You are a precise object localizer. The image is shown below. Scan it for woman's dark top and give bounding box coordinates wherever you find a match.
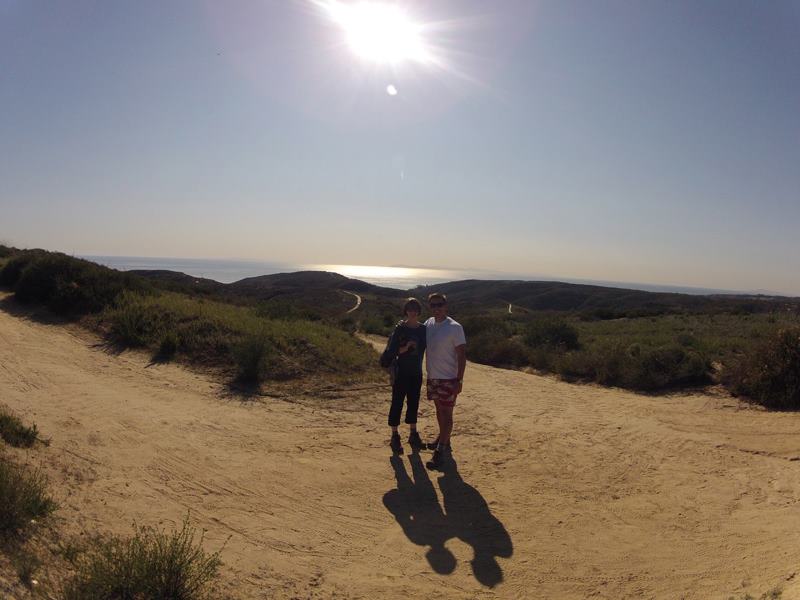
[384,322,426,376]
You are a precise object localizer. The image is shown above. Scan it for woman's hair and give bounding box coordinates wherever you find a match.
[403,297,422,315]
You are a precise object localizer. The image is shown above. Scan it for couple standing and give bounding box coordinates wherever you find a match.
[381,293,466,470]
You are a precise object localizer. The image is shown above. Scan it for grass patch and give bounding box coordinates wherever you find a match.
[11,546,42,588]
[61,518,223,600]
[0,408,39,448]
[100,291,378,383]
[0,456,57,539]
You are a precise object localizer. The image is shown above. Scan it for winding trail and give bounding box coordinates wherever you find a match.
[3,296,800,599]
[343,290,362,313]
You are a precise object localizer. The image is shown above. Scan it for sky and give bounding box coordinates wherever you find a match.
[1,0,799,294]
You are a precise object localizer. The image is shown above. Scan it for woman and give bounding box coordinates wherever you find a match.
[381,297,426,453]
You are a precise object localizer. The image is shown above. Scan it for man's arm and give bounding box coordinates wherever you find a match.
[455,344,466,395]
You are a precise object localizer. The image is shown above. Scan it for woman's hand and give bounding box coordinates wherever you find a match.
[399,340,416,354]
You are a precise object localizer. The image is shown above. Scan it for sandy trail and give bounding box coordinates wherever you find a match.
[342,291,362,314]
[3,297,800,599]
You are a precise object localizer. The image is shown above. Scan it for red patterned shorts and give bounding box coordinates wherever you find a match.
[426,378,459,407]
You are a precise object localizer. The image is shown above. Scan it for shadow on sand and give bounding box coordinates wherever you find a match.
[383,452,513,588]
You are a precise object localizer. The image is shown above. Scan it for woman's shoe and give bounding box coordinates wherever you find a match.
[408,431,424,449]
[390,433,404,454]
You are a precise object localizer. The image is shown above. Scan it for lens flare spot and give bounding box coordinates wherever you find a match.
[386,84,398,95]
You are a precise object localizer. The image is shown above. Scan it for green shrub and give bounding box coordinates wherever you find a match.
[0,457,57,538]
[108,299,165,347]
[556,343,625,384]
[61,518,223,600]
[725,328,800,409]
[624,345,708,390]
[557,343,709,391]
[467,331,530,367]
[459,315,513,338]
[362,315,394,336]
[232,334,277,383]
[158,332,180,359]
[0,244,15,259]
[0,251,45,288]
[0,409,39,448]
[12,252,150,315]
[524,317,579,350]
[256,299,321,321]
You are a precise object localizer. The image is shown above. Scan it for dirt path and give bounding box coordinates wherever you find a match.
[343,290,362,314]
[3,298,800,599]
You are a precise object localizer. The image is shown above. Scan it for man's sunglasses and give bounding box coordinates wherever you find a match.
[429,302,445,308]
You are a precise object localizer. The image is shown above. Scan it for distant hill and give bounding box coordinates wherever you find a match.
[129,270,225,294]
[229,271,402,296]
[129,268,799,319]
[412,279,798,317]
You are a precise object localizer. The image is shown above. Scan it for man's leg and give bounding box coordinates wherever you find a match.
[438,404,454,447]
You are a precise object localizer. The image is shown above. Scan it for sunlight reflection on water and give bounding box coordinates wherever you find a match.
[86,256,469,289]
[308,264,466,289]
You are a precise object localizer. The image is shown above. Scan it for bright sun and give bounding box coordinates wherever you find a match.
[319,1,432,64]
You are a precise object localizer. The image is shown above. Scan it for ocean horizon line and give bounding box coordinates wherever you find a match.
[79,254,793,298]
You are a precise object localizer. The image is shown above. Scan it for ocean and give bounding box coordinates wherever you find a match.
[83,256,749,296]
[84,256,474,290]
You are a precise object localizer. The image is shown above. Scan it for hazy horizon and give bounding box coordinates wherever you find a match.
[74,253,795,297]
[2,1,798,294]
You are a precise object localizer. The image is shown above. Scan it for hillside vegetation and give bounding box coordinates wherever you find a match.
[0,249,379,386]
[2,245,800,407]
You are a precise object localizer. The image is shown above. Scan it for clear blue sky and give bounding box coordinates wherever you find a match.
[2,1,798,293]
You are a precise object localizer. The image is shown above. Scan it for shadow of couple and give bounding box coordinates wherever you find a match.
[382,452,513,588]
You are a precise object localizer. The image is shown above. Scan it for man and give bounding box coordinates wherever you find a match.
[424,292,466,470]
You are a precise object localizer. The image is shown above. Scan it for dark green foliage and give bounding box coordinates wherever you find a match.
[109,299,163,347]
[459,315,514,338]
[578,308,625,321]
[0,457,57,538]
[255,299,322,321]
[158,332,180,359]
[467,331,530,367]
[362,315,394,336]
[0,409,39,448]
[0,244,15,258]
[556,343,710,391]
[524,317,579,350]
[725,328,800,409]
[0,251,46,287]
[61,518,223,600]
[232,334,277,382]
[9,251,151,315]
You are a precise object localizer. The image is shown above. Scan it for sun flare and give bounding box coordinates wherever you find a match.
[317,1,433,65]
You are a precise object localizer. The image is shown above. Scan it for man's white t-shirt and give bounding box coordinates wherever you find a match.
[425,316,466,380]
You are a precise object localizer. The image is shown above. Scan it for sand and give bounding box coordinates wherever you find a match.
[3,294,800,599]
